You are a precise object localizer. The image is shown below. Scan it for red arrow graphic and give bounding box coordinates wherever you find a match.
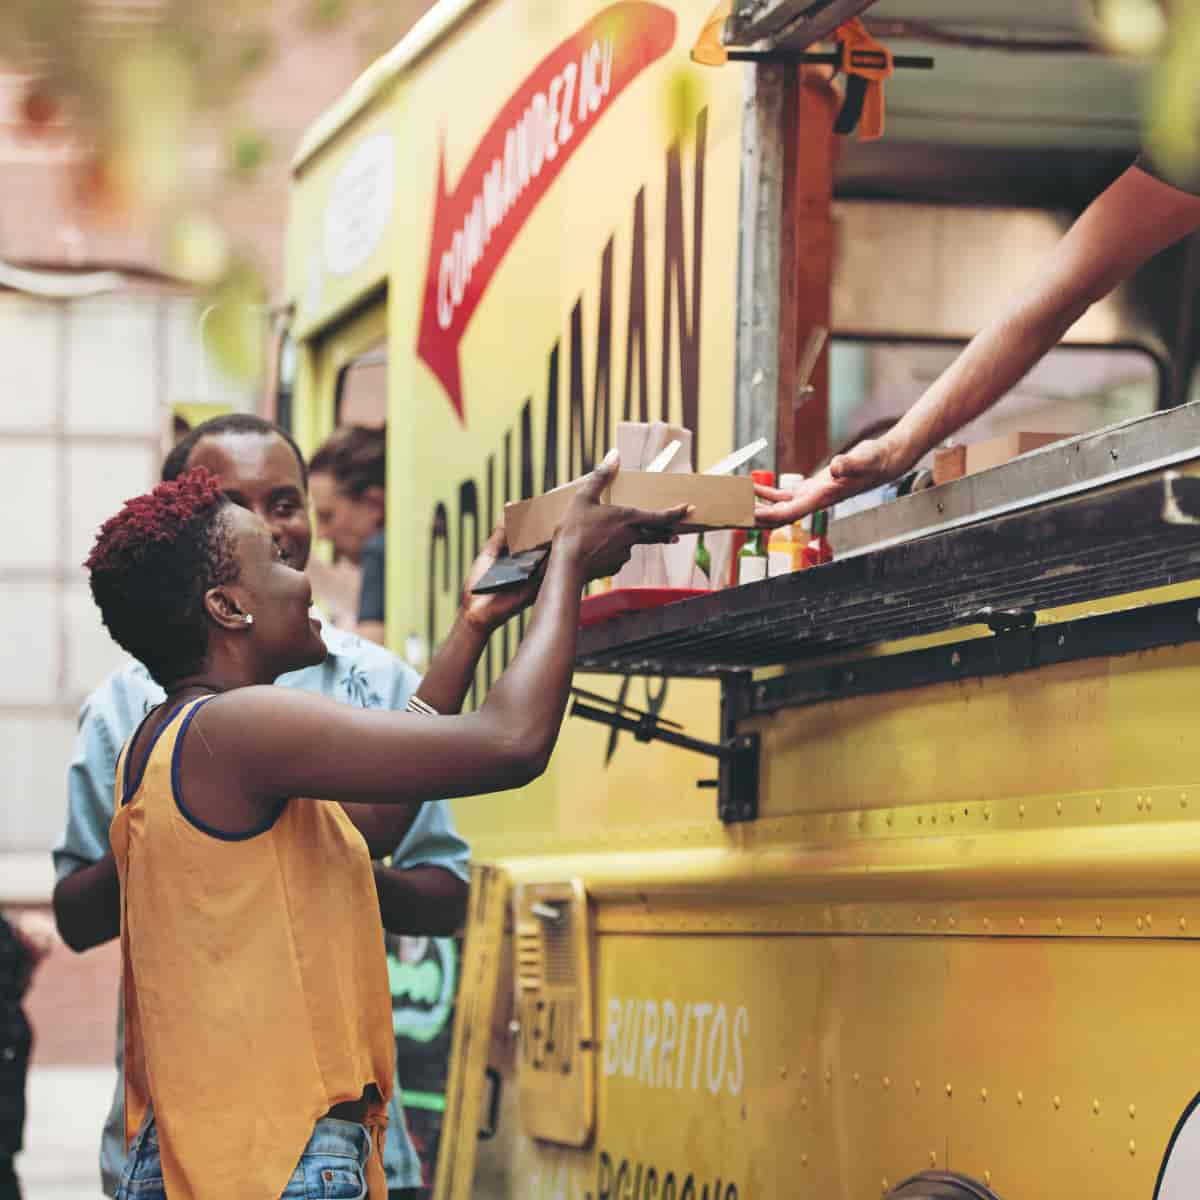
[417,2,677,423]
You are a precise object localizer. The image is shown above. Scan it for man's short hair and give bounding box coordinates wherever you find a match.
[162,414,309,491]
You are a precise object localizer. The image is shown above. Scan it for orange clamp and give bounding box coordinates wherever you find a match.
[692,0,732,67]
[832,18,894,141]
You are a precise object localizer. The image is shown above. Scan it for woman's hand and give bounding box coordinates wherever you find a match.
[557,450,689,579]
[460,524,544,632]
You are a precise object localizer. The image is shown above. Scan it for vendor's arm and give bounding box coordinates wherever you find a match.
[756,165,1200,526]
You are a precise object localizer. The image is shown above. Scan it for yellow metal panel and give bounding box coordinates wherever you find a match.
[509,930,1194,1198]
[435,864,510,1200]
[753,638,1200,821]
[480,635,1200,1194]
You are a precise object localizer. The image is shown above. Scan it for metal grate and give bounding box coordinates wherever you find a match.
[541,918,575,988]
[576,472,1200,677]
[513,882,595,1146]
[515,925,541,992]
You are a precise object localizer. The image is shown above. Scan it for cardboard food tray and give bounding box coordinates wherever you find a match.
[504,471,755,554]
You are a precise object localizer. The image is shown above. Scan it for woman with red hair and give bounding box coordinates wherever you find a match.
[84,453,683,1200]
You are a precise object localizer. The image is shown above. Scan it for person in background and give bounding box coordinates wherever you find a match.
[309,426,389,644]
[52,414,470,1200]
[754,158,1200,526]
[82,454,679,1198]
[0,911,54,1200]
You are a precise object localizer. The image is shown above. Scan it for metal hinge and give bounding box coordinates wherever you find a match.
[569,684,760,824]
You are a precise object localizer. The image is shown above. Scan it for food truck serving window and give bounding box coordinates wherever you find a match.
[829,335,1164,468]
[335,343,388,428]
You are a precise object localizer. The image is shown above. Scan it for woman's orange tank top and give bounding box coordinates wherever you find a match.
[110,696,395,1199]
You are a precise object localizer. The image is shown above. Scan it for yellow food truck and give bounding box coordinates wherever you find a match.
[280,1,1200,1195]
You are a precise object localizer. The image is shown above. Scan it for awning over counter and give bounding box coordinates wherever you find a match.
[727,0,877,51]
[719,0,1146,208]
[728,0,1102,53]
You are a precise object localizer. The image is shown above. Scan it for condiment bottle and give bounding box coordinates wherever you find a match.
[802,508,833,567]
[692,531,711,589]
[768,472,806,577]
[738,470,774,584]
[727,530,746,587]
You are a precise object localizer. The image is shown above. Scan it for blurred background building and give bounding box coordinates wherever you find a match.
[0,4,431,1193]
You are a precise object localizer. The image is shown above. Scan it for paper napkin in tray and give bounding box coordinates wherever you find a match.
[614,421,693,590]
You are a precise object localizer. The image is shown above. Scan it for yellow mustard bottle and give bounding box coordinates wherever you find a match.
[768,473,806,577]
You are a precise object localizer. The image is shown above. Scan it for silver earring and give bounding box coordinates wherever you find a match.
[242,614,254,626]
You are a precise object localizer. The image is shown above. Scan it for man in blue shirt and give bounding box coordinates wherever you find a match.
[53,413,468,1199]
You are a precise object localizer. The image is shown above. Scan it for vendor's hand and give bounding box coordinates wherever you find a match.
[755,435,903,528]
[558,449,689,580]
[461,524,544,632]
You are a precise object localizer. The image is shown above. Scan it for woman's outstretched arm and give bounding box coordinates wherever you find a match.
[188,455,688,815]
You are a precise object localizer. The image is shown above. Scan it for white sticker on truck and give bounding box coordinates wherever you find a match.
[1156,1093,1200,1198]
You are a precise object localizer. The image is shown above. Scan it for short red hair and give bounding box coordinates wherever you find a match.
[86,468,239,686]
[85,468,225,575]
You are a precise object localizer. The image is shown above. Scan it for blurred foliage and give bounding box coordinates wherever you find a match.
[307,0,350,28]
[1085,1,1200,190]
[0,0,436,382]
[1144,3,1200,190]
[230,127,271,178]
[0,0,289,381]
[0,0,279,191]
[166,213,232,287]
[1091,0,1167,57]
[204,258,268,383]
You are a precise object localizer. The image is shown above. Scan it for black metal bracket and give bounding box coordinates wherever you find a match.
[569,675,760,824]
[738,596,1200,719]
[970,606,1037,635]
[478,1066,501,1140]
[726,46,933,140]
[726,48,934,69]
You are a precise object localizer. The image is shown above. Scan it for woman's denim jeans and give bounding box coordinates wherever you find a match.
[116,1114,370,1199]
